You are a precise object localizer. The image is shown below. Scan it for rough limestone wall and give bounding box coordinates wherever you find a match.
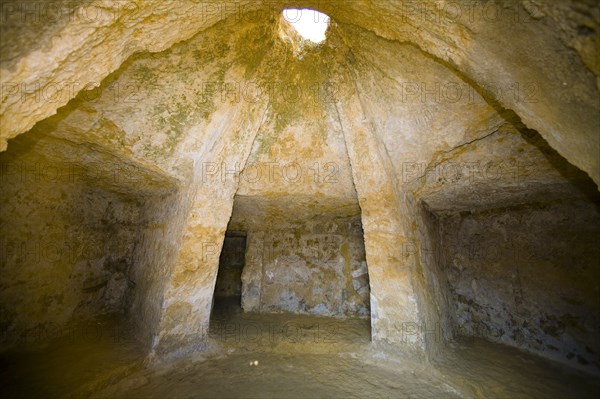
[0,0,254,148]
[411,202,455,345]
[125,190,190,347]
[150,16,277,358]
[331,22,504,358]
[229,19,368,318]
[151,100,269,360]
[339,23,503,188]
[0,132,141,349]
[396,116,600,359]
[326,0,600,185]
[324,30,426,355]
[241,217,369,318]
[323,24,463,357]
[9,14,278,357]
[440,200,600,373]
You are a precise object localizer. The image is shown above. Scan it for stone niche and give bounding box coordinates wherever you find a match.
[440,199,600,369]
[0,127,176,349]
[227,196,370,320]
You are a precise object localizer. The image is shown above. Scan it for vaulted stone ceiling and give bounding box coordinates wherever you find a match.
[1,0,598,361]
[1,0,598,185]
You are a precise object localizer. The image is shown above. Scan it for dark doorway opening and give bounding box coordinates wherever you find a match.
[212,231,246,313]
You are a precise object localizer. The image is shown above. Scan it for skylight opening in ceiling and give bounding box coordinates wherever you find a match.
[282,8,329,43]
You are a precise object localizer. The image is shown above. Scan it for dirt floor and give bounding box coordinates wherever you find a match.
[1,299,598,398]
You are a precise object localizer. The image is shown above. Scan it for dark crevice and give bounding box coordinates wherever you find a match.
[442,130,500,154]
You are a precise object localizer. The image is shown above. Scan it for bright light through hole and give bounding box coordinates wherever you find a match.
[283,9,329,43]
